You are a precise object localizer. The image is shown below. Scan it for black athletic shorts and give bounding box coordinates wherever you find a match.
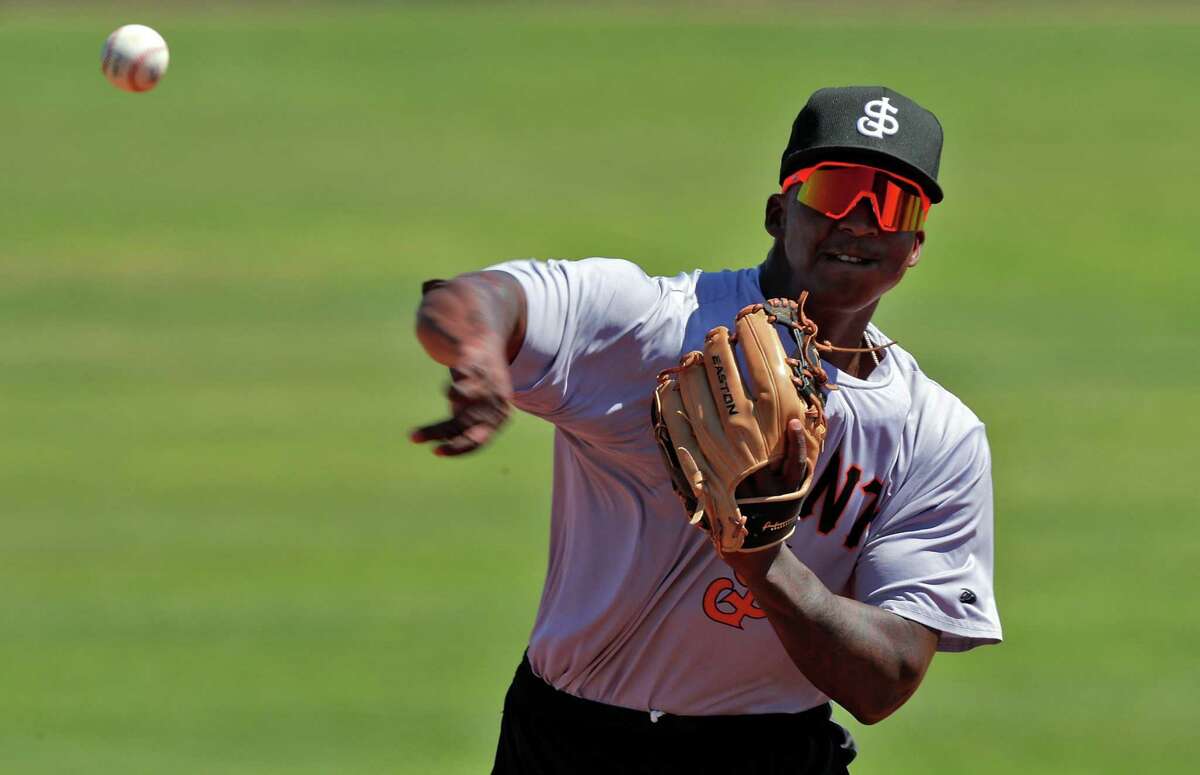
[491,654,857,775]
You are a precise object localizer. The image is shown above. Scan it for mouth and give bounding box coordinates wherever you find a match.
[820,251,877,267]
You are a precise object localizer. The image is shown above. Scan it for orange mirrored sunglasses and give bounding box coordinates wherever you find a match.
[781,162,931,232]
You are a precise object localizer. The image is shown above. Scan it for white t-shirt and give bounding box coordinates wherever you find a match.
[490,257,1002,716]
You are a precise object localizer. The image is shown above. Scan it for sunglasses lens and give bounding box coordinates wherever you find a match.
[796,165,927,231]
[878,179,925,231]
[796,166,875,217]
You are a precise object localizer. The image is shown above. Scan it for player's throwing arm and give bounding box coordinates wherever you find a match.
[411,273,527,457]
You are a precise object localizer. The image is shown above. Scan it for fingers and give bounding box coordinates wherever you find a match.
[411,375,511,456]
[446,380,509,416]
[737,419,807,499]
[740,461,786,500]
[433,423,497,457]
[410,417,498,456]
[413,341,514,456]
[781,418,808,486]
[767,418,803,473]
[410,418,463,444]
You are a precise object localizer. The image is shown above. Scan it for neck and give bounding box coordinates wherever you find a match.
[758,243,880,373]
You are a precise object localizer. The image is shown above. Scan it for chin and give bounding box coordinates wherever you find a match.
[799,274,879,312]
[812,291,877,315]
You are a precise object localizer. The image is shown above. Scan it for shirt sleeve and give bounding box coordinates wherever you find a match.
[852,422,1003,652]
[486,257,678,428]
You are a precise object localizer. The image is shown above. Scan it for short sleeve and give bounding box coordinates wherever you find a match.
[852,423,1003,652]
[486,257,680,427]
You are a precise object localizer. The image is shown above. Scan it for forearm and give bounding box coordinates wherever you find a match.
[415,272,524,367]
[727,547,937,724]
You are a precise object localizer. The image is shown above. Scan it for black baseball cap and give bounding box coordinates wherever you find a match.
[780,86,945,203]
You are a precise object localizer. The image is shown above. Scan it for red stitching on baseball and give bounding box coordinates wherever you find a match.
[127,45,166,92]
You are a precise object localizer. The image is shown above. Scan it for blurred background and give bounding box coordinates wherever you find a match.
[2,1,1197,773]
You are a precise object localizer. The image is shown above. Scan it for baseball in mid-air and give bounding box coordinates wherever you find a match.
[101,24,170,93]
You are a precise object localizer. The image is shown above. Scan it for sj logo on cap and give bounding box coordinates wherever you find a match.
[856,97,899,139]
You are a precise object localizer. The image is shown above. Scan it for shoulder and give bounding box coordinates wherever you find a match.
[885,343,984,428]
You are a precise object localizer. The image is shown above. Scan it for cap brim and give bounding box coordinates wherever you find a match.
[780,145,944,204]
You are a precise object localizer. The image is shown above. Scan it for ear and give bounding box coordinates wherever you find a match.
[764,193,786,239]
[905,231,924,268]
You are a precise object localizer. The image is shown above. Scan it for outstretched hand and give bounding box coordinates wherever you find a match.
[410,340,513,457]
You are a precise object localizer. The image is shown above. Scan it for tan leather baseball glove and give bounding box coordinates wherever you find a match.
[651,295,830,554]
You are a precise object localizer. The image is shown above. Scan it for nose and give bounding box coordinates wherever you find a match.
[836,197,880,238]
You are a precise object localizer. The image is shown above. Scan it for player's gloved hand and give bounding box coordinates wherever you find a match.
[738,418,809,498]
[410,336,513,457]
[722,418,808,573]
[652,297,830,554]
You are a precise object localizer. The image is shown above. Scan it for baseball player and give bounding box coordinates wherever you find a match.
[413,86,1002,774]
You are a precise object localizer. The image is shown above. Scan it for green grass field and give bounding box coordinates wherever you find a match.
[2,2,1198,772]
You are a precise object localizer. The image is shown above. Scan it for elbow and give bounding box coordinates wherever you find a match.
[844,688,910,726]
[414,309,453,366]
[842,659,926,726]
[414,280,455,330]
[414,302,440,341]
[414,284,466,367]
[848,702,897,726]
[817,612,938,726]
[414,273,523,366]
